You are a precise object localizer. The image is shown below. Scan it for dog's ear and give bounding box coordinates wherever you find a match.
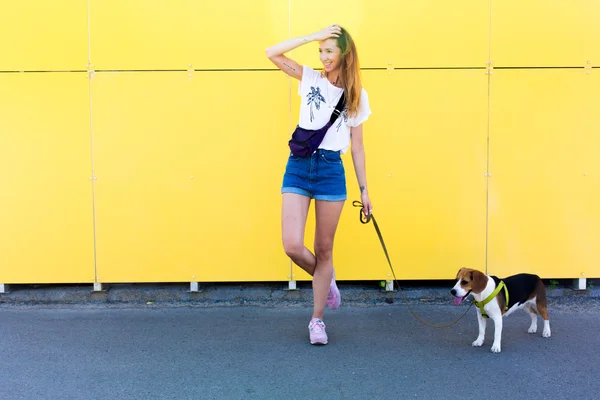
[470,270,488,294]
[455,267,467,280]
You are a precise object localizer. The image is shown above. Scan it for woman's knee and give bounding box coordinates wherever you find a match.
[314,242,333,261]
[283,239,304,259]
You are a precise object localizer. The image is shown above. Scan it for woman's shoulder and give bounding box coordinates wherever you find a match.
[346,86,372,127]
[301,65,323,82]
[359,87,370,106]
[299,66,327,96]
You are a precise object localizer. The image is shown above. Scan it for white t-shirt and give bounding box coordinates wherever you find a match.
[297,65,371,154]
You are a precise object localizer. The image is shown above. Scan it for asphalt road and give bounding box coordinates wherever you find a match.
[1,303,598,400]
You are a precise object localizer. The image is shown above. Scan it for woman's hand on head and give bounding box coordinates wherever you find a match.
[313,25,342,41]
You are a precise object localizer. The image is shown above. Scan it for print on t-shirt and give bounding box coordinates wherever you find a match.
[297,65,371,154]
[306,86,326,122]
[336,109,348,131]
[306,84,348,130]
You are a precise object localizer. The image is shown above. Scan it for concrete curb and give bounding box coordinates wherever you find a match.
[1,281,599,309]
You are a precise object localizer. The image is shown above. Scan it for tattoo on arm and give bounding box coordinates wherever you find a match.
[283,62,296,71]
[360,186,365,193]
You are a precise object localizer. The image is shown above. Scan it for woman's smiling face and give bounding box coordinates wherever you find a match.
[319,38,342,74]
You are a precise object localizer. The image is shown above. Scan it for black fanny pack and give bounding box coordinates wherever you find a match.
[288,92,345,157]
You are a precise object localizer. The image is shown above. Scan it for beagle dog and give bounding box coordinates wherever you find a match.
[451,268,551,353]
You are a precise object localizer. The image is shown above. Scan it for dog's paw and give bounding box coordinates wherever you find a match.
[472,338,484,347]
[528,326,537,334]
[490,343,501,353]
[543,329,551,338]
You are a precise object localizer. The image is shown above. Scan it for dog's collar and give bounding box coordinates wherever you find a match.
[473,281,509,318]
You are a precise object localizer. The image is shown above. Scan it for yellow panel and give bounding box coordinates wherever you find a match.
[488,70,600,279]
[92,71,291,283]
[292,69,488,281]
[290,0,489,69]
[0,1,88,71]
[0,73,94,283]
[90,0,288,70]
[492,0,600,67]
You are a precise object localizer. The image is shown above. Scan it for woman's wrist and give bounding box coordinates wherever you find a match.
[266,33,316,58]
[301,33,316,44]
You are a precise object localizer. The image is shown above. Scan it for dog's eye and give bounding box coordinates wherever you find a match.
[461,280,468,286]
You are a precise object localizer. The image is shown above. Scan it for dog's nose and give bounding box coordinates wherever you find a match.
[450,289,456,296]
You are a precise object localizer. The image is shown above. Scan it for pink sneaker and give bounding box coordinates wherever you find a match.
[327,271,341,310]
[308,318,328,345]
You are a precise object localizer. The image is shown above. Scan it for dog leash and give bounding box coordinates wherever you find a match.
[353,201,473,329]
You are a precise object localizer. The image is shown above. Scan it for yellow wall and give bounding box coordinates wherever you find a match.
[1,1,598,285]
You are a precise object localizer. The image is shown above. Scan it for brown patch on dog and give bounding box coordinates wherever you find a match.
[497,292,507,314]
[455,268,488,294]
[470,269,488,294]
[455,268,468,280]
[534,279,550,320]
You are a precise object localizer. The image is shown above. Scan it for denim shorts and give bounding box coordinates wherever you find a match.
[281,149,347,201]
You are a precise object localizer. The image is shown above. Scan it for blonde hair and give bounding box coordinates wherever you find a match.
[331,27,362,118]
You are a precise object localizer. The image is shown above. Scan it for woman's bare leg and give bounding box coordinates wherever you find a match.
[312,200,345,320]
[282,193,316,275]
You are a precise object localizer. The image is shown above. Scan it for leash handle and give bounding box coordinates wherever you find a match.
[352,201,473,329]
[353,200,371,224]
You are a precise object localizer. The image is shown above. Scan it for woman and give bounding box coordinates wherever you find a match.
[266,25,373,345]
